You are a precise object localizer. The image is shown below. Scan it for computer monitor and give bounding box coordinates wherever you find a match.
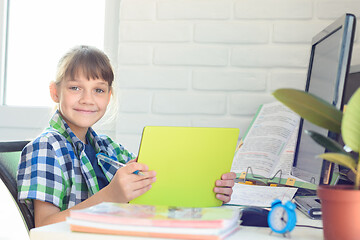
[291,13,356,185]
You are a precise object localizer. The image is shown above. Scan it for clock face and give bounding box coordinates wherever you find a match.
[269,206,289,232]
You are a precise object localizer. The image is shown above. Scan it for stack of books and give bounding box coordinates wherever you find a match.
[67,202,241,240]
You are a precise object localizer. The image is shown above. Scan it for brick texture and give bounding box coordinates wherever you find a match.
[115,0,360,153]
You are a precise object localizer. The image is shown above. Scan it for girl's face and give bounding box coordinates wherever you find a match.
[50,72,111,141]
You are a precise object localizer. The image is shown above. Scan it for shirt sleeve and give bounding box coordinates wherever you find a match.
[101,135,136,163]
[118,143,136,163]
[17,136,66,210]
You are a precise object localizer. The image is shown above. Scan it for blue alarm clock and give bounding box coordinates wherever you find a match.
[268,199,297,234]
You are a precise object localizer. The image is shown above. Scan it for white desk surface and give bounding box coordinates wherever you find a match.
[30,209,323,240]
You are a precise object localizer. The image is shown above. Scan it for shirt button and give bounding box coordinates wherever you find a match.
[77,142,84,152]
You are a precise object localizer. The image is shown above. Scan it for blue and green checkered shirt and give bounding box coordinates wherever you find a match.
[17,110,135,211]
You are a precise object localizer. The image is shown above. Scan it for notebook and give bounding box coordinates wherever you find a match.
[129,126,240,207]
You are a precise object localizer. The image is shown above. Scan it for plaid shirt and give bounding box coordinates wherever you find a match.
[17,110,135,211]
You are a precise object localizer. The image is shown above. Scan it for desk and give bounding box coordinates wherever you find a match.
[30,209,322,240]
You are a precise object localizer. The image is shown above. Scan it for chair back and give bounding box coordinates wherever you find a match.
[0,141,34,231]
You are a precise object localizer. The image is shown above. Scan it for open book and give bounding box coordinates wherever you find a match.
[231,102,317,190]
[67,202,241,240]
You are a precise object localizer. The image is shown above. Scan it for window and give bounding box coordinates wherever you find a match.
[1,0,106,107]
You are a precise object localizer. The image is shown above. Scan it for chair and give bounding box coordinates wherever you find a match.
[0,141,34,231]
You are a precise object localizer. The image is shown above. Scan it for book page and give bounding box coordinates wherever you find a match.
[226,184,298,207]
[271,126,298,176]
[231,102,300,178]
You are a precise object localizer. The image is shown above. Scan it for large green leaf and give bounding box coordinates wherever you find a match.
[341,88,360,153]
[305,130,350,155]
[318,153,357,173]
[273,89,342,133]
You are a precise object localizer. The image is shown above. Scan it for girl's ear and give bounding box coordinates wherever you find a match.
[107,88,112,104]
[49,82,59,103]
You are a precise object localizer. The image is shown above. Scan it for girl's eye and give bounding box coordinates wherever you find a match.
[95,88,105,93]
[69,86,79,91]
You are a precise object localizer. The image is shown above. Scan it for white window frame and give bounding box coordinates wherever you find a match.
[0,0,8,106]
[0,0,119,140]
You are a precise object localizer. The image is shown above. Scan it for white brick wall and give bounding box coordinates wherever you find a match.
[317,1,360,19]
[231,46,310,67]
[194,23,270,43]
[115,0,360,154]
[154,46,229,66]
[234,0,313,19]
[157,0,231,19]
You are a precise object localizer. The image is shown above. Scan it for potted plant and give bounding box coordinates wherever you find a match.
[273,87,360,240]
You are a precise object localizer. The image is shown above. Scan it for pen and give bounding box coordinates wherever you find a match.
[96,153,144,176]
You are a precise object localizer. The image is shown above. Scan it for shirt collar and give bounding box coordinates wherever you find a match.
[49,110,102,156]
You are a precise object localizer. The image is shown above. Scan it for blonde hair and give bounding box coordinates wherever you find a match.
[55,45,114,88]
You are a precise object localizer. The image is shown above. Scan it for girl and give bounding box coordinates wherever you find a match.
[17,45,236,227]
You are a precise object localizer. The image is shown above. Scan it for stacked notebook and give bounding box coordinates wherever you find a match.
[67,202,241,240]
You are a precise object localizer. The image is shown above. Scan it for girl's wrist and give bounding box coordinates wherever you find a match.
[100,183,117,202]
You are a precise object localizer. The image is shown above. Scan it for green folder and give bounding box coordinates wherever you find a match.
[130,126,240,208]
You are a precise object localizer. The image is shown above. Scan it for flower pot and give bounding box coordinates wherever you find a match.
[317,185,360,240]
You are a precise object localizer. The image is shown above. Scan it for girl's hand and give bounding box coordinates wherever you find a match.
[127,157,138,163]
[105,162,156,203]
[213,172,236,204]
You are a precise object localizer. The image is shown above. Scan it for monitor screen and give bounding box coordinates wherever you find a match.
[292,14,356,185]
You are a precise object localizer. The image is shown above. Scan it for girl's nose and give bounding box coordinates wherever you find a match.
[79,90,94,104]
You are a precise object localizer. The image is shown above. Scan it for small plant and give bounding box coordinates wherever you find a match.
[273,88,360,189]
